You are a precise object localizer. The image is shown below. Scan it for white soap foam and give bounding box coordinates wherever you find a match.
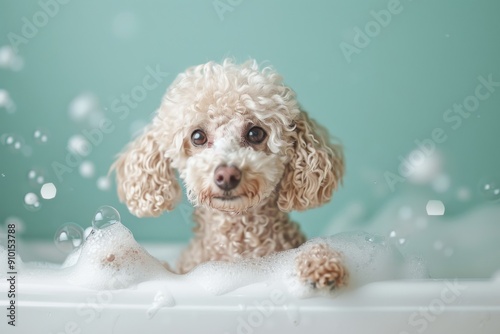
[147,286,176,318]
[0,224,426,298]
[187,232,427,297]
[323,194,500,279]
[66,222,171,289]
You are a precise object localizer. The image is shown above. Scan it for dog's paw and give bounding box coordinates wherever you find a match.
[295,243,348,290]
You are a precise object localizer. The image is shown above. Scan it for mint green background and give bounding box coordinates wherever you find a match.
[1,0,499,243]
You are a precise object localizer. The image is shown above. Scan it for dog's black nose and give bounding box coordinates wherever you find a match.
[214,165,241,191]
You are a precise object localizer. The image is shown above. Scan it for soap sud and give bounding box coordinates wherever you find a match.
[323,194,500,279]
[66,223,171,289]
[187,232,427,297]
[0,221,426,299]
[147,287,176,318]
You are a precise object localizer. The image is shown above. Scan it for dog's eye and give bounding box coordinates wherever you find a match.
[246,126,266,144]
[191,130,207,146]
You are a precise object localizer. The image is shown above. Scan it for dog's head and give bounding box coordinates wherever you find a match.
[112,59,344,216]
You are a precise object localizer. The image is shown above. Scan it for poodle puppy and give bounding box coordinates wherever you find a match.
[112,59,347,289]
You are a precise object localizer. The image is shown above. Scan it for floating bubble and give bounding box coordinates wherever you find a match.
[0,45,24,71]
[389,230,396,238]
[92,205,121,230]
[79,161,95,178]
[88,110,106,129]
[96,176,111,191]
[21,144,33,157]
[54,223,84,253]
[129,119,147,138]
[433,240,444,251]
[364,234,386,245]
[426,200,445,216]
[33,128,49,144]
[0,89,17,113]
[83,226,94,240]
[457,187,471,201]
[406,150,442,185]
[415,217,428,229]
[68,93,100,123]
[1,133,24,153]
[4,216,25,234]
[40,182,57,200]
[398,206,412,220]
[444,247,454,257]
[432,174,451,193]
[0,89,9,106]
[398,238,406,245]
[27,168,46,187]
[112,11,139,40]
[67,135,91,157]
[478,177,500,202]
[24,192,41,211]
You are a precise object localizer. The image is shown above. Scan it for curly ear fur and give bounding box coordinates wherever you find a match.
[110,130,181,217]
[277,111,344,212]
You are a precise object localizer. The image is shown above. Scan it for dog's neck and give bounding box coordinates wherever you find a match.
[178,192,306,272]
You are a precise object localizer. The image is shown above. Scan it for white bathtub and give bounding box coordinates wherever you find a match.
[1,241,499,334]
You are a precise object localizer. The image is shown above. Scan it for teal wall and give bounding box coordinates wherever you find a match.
[1,0,499,243]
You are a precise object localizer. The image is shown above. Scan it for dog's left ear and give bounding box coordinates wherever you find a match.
[277,110,344,212]
[110,127,182,218]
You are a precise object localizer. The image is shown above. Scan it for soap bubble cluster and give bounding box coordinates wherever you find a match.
[27,168,46,187]
[33,128,49,144]
[1,133,24,153]
[478,177,500,202]
[92,205,121,230]
[24,192,42,211]
[388,230,406,246]
[54,223,84,253]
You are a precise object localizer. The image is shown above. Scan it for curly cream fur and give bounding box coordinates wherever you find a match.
[111,59,347,288]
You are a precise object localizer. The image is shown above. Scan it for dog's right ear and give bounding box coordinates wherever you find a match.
[110,129,181,217]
